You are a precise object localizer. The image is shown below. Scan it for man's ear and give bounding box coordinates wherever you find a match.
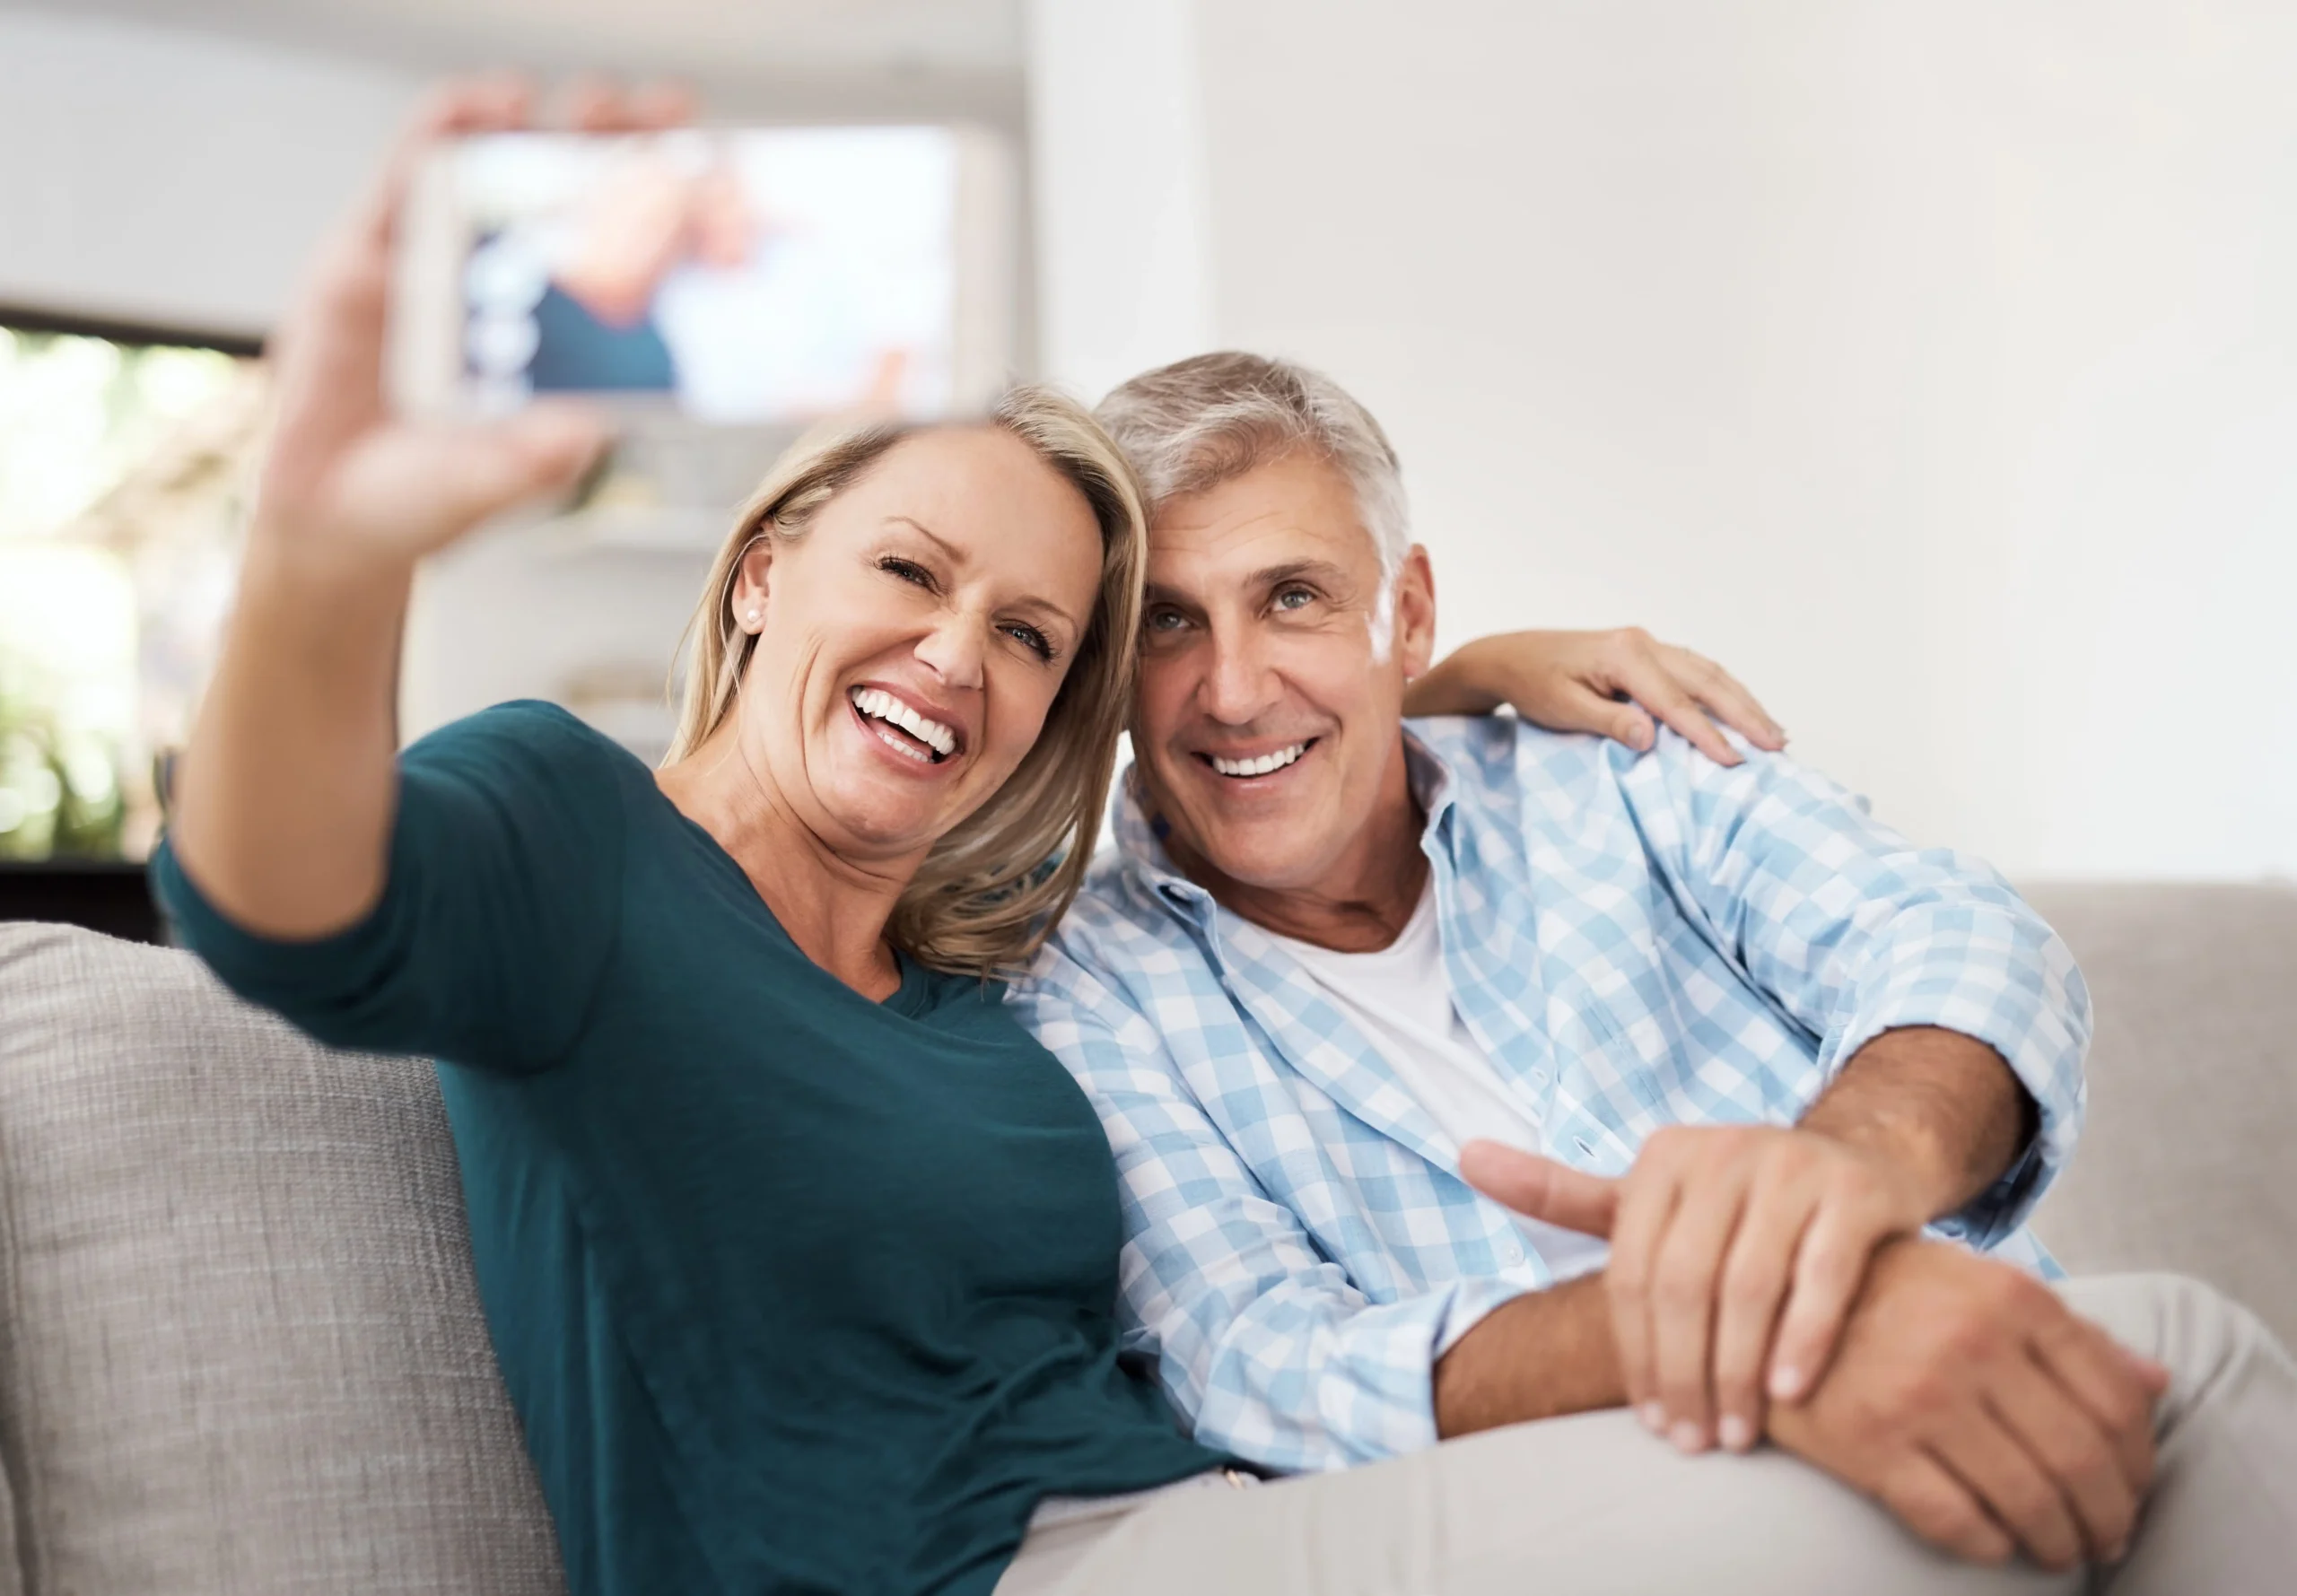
[729,532,775,631]
[1394,545,1438,681]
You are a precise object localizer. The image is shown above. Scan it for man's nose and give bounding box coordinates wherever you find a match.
[912,611,988,691]
[1200,625,1281,725]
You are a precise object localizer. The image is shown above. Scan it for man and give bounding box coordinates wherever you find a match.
[1009,353,2297,1587]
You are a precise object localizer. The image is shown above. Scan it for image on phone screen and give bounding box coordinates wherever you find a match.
[393,126,1011,425]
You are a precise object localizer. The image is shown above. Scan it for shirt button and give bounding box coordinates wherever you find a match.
[1500,1238,1525,1264]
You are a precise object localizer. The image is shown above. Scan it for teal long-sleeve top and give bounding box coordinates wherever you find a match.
[153,702,1225,1596]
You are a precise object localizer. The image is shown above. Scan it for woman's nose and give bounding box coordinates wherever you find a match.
[912,613,987,690]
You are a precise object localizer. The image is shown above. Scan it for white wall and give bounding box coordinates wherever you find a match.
[1024,0,1212,400]
[0,9,418,334]
[1028,0,2297,879]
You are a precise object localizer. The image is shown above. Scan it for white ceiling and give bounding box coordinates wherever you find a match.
[45,0,1025,85]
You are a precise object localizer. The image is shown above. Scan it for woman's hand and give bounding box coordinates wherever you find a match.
[171,78,679,940]
[1402,628,1786,767]
[255,76,690,571]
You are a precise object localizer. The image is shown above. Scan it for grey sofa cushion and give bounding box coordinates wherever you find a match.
[2026,882,2297,1348]
[0,885,2288,1591]
[0,923,563,1596]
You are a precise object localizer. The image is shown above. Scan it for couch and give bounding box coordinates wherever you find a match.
[0,884,2291,1593]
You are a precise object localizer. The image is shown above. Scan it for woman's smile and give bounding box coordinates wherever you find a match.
[845,683,967,774]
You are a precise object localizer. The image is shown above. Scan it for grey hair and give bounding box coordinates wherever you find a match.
[1092,352,1410,577]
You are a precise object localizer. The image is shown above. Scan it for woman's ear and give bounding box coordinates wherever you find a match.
[730,532,774,632]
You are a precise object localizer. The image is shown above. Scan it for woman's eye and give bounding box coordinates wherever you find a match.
[1145,606,1188,632]
[1002,623,1055,660]
[878,556,935,589]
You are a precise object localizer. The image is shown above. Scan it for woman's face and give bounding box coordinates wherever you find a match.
[730,427,1105,868]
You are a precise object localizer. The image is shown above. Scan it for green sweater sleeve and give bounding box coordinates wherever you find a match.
[153,701,627,1073]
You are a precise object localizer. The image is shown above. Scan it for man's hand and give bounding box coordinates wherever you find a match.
[1462,1124,1934,1453]
[1465,1025,2036,1454]
[1768,1239,2169,1570]
[1400,627,1786,766]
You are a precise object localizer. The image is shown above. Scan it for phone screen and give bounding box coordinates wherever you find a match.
[393,126,1010,425]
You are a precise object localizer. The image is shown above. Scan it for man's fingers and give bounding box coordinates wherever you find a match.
[1456,1141,1618,1237]
[1708,1178,1815,1450]
[1646,1167,1751,1451]
[1929,1410,2088,1572]
[2031,1312,2161,1500]
[1877,1453,2018,1565]
[1766,1200,1880,1403]
[1987,1350,2143,1564]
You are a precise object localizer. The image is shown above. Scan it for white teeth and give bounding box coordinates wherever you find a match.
[1210,743,1308,778]
[849,686,958,758]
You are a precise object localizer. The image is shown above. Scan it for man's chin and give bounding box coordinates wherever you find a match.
[1177,821,1335,895]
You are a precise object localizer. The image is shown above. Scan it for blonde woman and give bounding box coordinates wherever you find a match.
[159,85,1781,1596]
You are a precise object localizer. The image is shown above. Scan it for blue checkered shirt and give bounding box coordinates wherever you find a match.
[1009,717,2089,1474]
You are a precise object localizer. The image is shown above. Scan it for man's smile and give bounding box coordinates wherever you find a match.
[1193,737,1322,781]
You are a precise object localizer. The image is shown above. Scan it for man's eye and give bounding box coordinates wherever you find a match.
[878,556,935,589]
[1272,586,1315,612]
[1002,623,1055,660]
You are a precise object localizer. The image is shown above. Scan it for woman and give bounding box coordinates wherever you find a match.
[160,85,1781,1596]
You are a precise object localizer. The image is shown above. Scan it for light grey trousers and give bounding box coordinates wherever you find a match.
[996,1274,2297,1595]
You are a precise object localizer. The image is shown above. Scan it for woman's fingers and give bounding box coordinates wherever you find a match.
[1457,1141,1619,1237]
[1646,1165,1753,1450]
[1766,1197,1881,1403]
[1666,647,1786,751]
[359,75,536,255]
[1708,1177,1816,1450]
[1604,1160,1684,1428]
[334,406,608,553]
[566,76,697,133]
[1600,643,1741,765]
[1545,677,1659,752]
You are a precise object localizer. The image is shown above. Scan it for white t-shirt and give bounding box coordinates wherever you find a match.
[1261,883,1611,1283]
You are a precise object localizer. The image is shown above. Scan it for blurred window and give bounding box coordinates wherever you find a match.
[0,311,267,860]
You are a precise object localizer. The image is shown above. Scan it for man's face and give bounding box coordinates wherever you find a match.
[1132,450,1435,894]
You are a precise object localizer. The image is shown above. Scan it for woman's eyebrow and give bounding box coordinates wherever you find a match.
[1007,590,1086,637]
[886,516,962,563]
[887,516,1083,635]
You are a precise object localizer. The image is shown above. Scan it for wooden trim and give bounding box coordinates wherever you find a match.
[0,301,266,360]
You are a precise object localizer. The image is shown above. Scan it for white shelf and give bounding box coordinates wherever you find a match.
[549,504,734,555]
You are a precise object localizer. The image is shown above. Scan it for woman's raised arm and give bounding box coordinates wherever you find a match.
[167,80,654,938]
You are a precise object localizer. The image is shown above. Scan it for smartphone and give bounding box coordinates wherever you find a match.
[389,126,1017,425]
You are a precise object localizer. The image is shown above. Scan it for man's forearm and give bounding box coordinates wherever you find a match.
[1432,1272,1621,1437]
[1800,1025,2038,1220]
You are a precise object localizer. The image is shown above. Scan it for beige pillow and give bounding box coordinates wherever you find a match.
[0,923,563,1595]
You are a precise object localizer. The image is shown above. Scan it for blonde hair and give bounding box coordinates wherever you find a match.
[665,388,1148,980]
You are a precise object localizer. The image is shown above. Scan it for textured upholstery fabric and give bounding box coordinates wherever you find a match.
[2025,882,2297,1348]
[0,884,2288,1592]
[0,922,563,1595]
